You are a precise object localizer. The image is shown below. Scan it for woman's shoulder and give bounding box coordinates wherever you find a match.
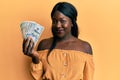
[37,37,53,51]
[76,38,93,55]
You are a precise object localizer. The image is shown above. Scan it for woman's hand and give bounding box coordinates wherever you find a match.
[22,37,40,64]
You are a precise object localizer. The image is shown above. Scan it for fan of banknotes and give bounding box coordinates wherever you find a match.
[20,21,44,45]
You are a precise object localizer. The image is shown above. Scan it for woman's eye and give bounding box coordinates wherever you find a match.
[52,19,66,24]
[60,20,66,24]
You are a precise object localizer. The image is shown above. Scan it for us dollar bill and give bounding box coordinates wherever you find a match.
[20,21,44,45]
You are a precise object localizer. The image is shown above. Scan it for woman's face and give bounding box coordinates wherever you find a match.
[52,11,73,39]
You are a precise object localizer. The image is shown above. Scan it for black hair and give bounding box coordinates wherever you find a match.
[51,2,79,38]
[47,2,79,63]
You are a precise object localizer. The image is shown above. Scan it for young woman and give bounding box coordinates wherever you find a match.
[23,2,94,80]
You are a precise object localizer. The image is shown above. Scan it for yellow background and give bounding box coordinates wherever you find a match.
[0,0,120,80]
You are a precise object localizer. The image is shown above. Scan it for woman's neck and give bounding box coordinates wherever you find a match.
[54,34,76,43]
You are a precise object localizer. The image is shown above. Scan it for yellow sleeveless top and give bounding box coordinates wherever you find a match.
[30,49,94,80]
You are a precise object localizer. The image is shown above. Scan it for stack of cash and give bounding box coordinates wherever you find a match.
[20,21,44,45]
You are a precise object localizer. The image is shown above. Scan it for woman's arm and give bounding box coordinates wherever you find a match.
[82,42,94,80]
[83,56,95,80]
[22,37,43,80]
[30,61,43,80]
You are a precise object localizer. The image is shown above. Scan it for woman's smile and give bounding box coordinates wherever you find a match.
[56,28,64,34]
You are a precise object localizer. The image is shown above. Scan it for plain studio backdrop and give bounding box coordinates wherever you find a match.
[0,0,120,80]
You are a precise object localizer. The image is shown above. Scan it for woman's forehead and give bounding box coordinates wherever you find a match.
[52,11,70,20]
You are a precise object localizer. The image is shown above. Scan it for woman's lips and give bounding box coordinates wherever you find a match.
[57,29,64,34]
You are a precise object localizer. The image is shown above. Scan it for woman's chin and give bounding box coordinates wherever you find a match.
[54,34,65,39]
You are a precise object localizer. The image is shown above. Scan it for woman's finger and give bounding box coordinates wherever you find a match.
[22,39,26,53]
[25,38,30,54]
[30,39,35,55]
[27,39,34,55]
[23,39,28,54]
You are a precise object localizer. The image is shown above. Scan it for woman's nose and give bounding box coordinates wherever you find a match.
[56,21,61,28]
